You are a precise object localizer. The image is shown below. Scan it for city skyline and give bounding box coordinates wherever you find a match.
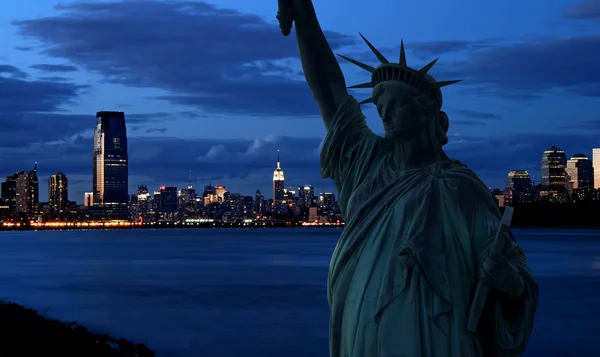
[4,141,599,206]
[1,0,599,201]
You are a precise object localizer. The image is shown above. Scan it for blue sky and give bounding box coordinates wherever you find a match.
[0,0,599,203]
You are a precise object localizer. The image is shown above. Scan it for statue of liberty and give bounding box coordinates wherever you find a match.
[276,1,538,356]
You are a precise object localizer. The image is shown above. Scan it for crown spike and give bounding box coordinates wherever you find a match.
[358,33,389,64]
[358,97,373,105]
[336,54,376,73]
[417,58,439,76]
[399,40,407,67]
[348,81,374,89]
[431,80,462,88]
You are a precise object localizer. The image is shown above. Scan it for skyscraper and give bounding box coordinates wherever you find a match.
[319,192,335,213]
[15,163,39,213]
[48,172,69,213]
[93,111,129,218]
[157,186,178,214]
[214,185,228,202]
[299,185,314,207]
[504,170,533,206]
[178,186,197,218]
[593,148,600,190]
[84,192,94,206]
[273,150,285,202]
[255,189,264,215]
[540,145,567,196]
[566,154,594,190]
[1,173,18,211]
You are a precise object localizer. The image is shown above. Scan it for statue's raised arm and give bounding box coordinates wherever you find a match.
[277,0,349,128]
[277,0,381,210]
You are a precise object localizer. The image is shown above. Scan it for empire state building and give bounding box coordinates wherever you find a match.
[273,150,285,202]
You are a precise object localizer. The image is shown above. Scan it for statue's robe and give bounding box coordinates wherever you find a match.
[320,96,538,357]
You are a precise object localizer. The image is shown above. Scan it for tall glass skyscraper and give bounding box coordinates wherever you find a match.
[92,111,129,219]
[540,145,567,192]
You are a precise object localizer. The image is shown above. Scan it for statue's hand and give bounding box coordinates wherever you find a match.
[277,0,295,36]
[480,236,525,298]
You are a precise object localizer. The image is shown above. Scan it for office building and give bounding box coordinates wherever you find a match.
[299,185,314,207]
[92,111,129,218]
[566,154,594,190]
[1,173,18,211]
[84,192,94,206]
[178,186,197,218]
[215,185,227,202]
[15,163,39,213]
[203,184,219,205]
[255,189,264,215]
[566,153,594,200]
[504,170,534,206]
[157,186,178,214]
[136,185,150,213]
[540,145,567,199]
[48,172,69,213]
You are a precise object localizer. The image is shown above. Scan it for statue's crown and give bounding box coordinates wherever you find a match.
[338,34,461,108]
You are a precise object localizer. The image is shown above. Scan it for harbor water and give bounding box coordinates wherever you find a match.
[0,228,598,356]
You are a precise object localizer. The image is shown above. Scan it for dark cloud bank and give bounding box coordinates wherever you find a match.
[1,0,599,201]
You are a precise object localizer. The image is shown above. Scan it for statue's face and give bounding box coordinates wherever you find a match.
[373,81,433,140]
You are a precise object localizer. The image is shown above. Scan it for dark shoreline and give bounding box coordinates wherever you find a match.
[0,301,154,357]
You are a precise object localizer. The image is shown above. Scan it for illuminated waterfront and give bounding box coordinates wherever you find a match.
[0,219,345,230]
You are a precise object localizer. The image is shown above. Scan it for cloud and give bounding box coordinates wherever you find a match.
[197,135,320,165]
[560,119,600,130]
[564,0,600,21]
[0,113,94,149]
[126,111,202,124]
[30,64,78,72]
[0,67,213,160]
[244,135,280,156]
[37,76,72,82]
[13,0,356,117]
[144,128,167,134]
[0,64,27,78]
[451,120,487,126]
[325,31,600,101]
[198,144,230,162]
[452,110,502,120]
[0,67,91,148]
[407,39,501,59]
[0,63,92,150]
[432,35,600,98]
[13,0,598,112]
[0,75,86,113]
